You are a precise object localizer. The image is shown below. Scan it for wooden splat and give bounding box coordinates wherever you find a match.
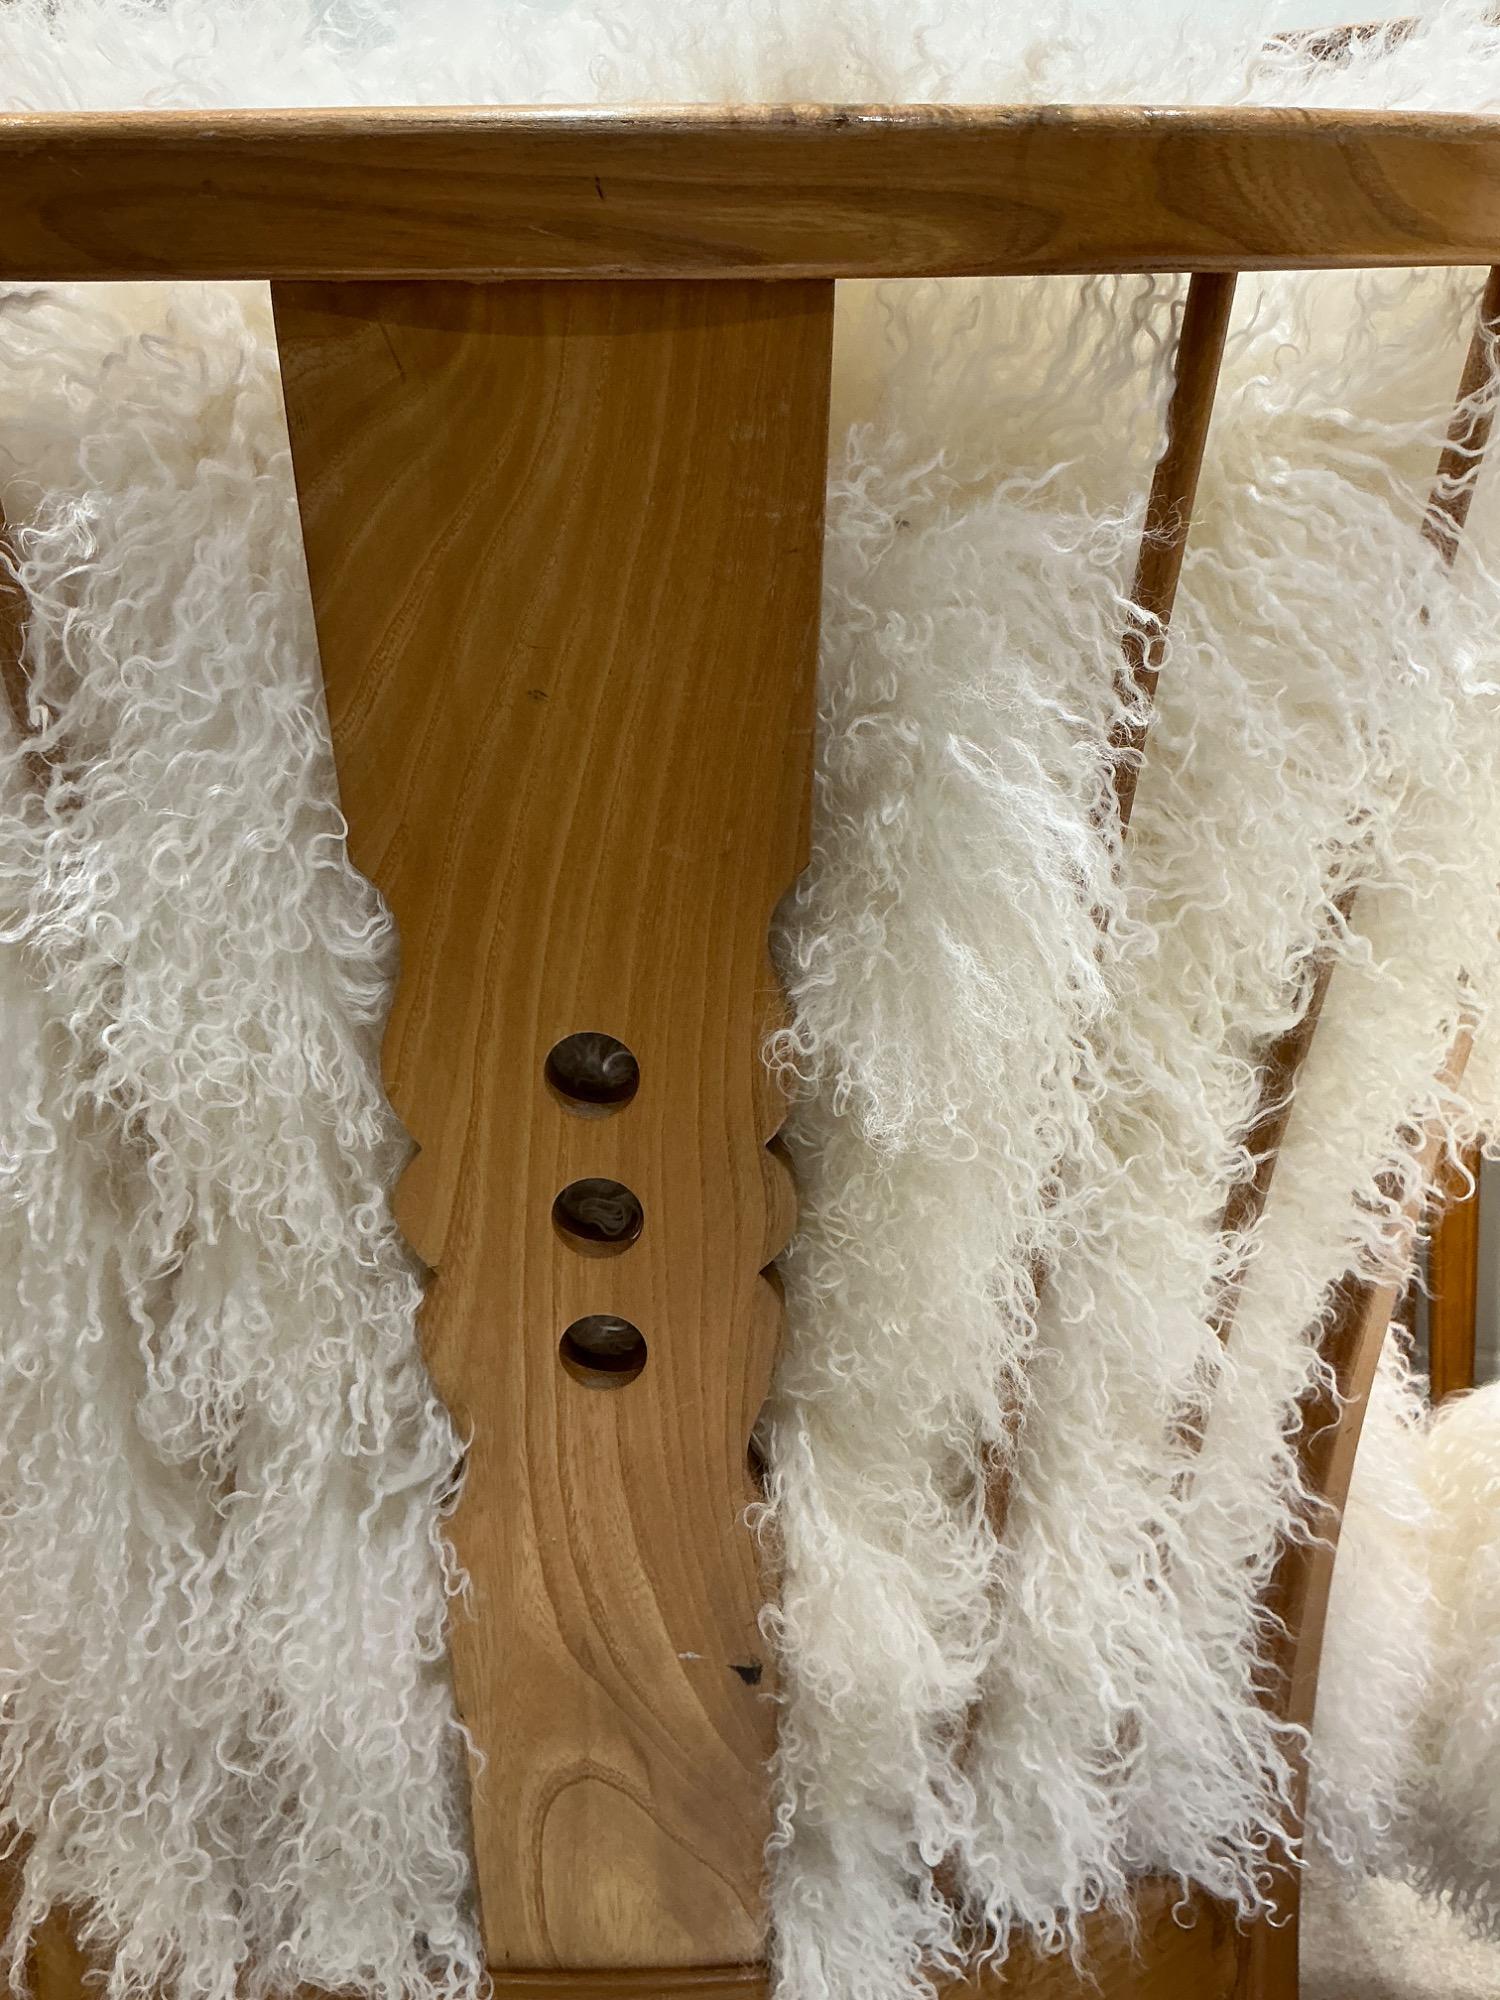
[273,277,833,1971]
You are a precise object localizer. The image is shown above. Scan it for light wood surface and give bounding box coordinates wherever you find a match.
[7,103,1500,283]
[274,277,833,1969]
[1429,1140,1482,1401]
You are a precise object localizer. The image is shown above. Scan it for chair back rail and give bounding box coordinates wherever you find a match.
[3,105,1500,281]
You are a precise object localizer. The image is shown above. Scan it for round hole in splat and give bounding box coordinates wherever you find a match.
[559,1316,648,1388]
[552,1177,644,1253]
[544,1032,640,1113]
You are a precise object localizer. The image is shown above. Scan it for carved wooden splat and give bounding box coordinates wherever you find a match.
[273,278,834,1972]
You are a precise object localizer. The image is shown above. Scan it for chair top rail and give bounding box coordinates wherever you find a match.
[3,101,1500,284]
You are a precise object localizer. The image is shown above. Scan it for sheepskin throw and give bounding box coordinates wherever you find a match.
[2,6,1500,2000]
[1402,1381,1500,1925]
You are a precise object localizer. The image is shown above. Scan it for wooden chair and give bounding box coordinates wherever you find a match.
[3,97,1499,2000]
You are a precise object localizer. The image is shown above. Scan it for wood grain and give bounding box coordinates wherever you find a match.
[274,278,833,1970]
[1429,1140,1482,1402]
[7,104,1500,283]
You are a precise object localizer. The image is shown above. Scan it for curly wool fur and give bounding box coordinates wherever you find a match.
[773,251,1500,1994]
[0,281,479,2000]
[764,276,1169,1997]
[1,6,1500,2000]
[1390,1382,1500,1930]
[1315,1356,1500,1933]
[1305,1348,1438,1880]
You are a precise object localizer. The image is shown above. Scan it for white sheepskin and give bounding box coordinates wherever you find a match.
[1,6,1499,2000]
[1302,1850,1500,2000]
[1392,1380,1500,1931]
[0,281,479,2000]
[1308,1345,1438,1880]
[1311,1365,1500,1934]
[772,251,1500,1993]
